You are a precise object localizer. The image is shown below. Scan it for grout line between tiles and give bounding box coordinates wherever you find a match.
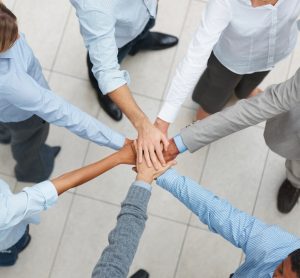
[173,213,192,278]
[48,139,92,277]
[49,7,72,71]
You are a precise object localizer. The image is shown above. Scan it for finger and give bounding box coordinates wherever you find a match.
[161,134,169,151]
[143,145,152,168]
[149,145,159,170]
[155,143,166,166]
[138,141,143,164]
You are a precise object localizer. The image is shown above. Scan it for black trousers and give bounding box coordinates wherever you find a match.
[0,115,57,182]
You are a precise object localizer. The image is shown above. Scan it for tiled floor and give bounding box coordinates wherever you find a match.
[1,1,300,277]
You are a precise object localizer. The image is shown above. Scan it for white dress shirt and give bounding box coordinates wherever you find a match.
[158,0,300,123]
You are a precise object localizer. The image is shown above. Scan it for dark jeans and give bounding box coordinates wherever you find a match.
[87,18,156,90]
[0,115,57,182]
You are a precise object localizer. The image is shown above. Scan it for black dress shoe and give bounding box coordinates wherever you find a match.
[130,269,149,278]
[277,179,300,213]
[86,54,123,121]
[129,32,178,56]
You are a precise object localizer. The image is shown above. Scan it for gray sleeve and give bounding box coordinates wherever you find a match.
[91,183,151,278]
[181,68,300,152]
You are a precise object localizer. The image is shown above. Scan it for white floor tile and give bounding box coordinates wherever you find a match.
[129,216,187,278]
[0,173,16,192]
[49,195,120,278]
[190,126,268,229]
[14,0,71,69]
[122,0,190,100]
[0,193,73,278]
[175,227,242,278]
[253,151,300,237]
[53,10,88,80]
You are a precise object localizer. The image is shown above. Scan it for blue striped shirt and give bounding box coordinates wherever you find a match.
[70,0,157,94]
[157,169,300,277]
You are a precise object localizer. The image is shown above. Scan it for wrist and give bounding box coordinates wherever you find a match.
[133,114,148,129]
[136,174,153,184]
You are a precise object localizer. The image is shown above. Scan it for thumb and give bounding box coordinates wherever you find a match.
[161,134,169,151]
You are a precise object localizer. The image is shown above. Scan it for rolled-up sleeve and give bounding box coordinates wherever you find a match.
[0,181,58,230]
[76,8,130,94]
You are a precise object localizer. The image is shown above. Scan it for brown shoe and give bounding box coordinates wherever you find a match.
[277,179,300,213]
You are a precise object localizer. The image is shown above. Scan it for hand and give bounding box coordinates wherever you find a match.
[134,142,176,184]
[154,117,170,136]
[117,139,136,165]
[163,138,179,162]
[136,117,169,169]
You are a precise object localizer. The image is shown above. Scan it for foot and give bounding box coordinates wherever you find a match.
[195,107,210,121]
[130,269,149,278]
[129,32,178,55]
[0,226,31,267]
[248,87,262,98]
[277,179,300,213]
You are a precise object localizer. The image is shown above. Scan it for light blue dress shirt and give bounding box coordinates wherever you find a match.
[0,34,125,150]
[70,0,157,94]
[157,169,300,277]
[0,179,57,251]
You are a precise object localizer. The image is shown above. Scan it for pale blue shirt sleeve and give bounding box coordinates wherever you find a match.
[0,181,57,230]
[2,72,125,150]
[173,134,188,153]
[156,169,283,253]
[72,3,130,94]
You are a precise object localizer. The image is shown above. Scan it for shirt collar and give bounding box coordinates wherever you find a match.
[0,47,14,59]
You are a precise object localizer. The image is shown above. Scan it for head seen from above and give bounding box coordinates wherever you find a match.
[0,3,18,53]
[273,249,300,278]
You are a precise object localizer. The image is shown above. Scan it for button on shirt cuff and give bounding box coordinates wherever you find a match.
[22,181,58,210]
[158,102,180,123]
[173,134,188,153]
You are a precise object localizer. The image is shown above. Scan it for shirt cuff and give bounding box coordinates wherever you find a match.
[100,70,130,95]
[158,102,180,123]
[173,134,188,153]
[23,181,58,209]
[106,131,126,150]
[133,180,152,192]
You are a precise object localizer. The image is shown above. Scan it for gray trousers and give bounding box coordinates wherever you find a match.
[0,115,57,183]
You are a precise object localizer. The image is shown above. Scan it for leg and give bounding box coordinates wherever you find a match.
[277,159,300,213]
[128,18,178,56]
[86,53,122,121]
[0,225,31,266]
[192,52,242,119]
[234,70,270,99]
[7,116,60,183]
[0,123,11,144]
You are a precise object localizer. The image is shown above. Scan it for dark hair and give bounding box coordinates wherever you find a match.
[0,3,18,52]
[290,249,300,277]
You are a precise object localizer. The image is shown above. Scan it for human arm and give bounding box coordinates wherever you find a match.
[180,68,300,152]
[0,141,135,229]
[92,150,176,278]
[155,0,231,130]
[72,4,168,167]
[3,72,125,150]
[156,169,268,251]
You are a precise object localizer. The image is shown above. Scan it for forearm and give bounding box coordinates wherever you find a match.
[92,182,151,278]
[181,68,300,152]
[157,169,256,249]
[109,84,147,128]
[51,142,135,195]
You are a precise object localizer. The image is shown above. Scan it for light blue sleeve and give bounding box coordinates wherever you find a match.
[74,7,130,94]
[156,169,265,251]
[173,134,188,153]
[0,181,57,230]
[4,72,125,150]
